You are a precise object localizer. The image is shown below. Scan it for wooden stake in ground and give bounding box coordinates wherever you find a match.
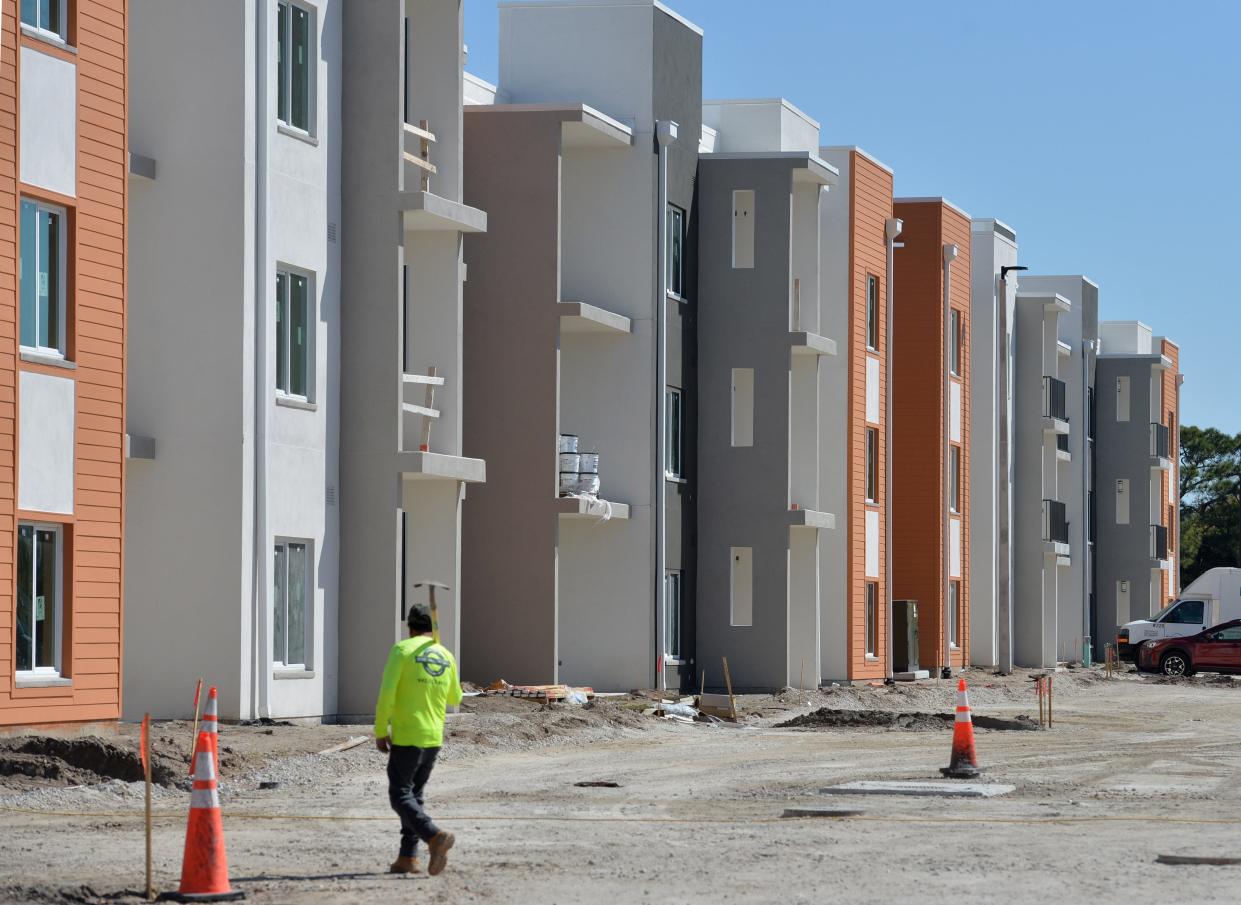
[413,581,449,645]
[699,669,706,699]
[1048,674,1054,728]
[142,713,153,901]
[187,677,203,765]
[722,657,737,721]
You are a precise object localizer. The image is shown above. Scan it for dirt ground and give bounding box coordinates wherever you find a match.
[4,668,1241,904]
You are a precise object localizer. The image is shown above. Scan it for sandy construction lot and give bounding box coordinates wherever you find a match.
[4,669,1241,904]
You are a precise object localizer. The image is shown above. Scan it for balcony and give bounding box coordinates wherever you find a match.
[1150,422,1172,469]
[1042,376,1069,435]
[1042,499,1070,556]
[1150,523,1170,567]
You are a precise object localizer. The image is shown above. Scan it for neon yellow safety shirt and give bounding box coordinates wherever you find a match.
[373,636,463,748]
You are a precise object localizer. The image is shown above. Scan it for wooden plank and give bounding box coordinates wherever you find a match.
[401,151,437,174]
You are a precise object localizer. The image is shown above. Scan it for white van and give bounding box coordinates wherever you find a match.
[1117,567,1241,660]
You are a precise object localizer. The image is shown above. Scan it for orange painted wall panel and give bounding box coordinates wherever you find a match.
[1,1,127,725]
[846,153,893,680]
[1160,340,1180,603]
[891,200,971,671]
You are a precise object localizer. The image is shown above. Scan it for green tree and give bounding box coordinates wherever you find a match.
[1180,425,1241,584]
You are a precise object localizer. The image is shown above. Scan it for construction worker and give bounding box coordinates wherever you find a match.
[374,601,462,875]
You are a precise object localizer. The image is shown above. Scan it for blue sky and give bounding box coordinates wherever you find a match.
[464,0,1241,433]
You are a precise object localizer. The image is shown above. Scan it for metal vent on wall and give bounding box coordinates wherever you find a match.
[327,222,338,243]
[326,485,337,506]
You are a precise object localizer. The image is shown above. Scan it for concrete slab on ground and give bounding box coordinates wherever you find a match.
[823,780,1016,798]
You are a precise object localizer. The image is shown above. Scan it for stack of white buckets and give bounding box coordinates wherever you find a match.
[558,433,601,497]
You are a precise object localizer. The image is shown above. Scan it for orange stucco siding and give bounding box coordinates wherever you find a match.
[891,200,971,672]
[1,0,127,726]
[846,153,893,679]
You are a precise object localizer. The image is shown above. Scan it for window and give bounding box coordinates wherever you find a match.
[665,387,683,478]
[19,198,67,356]
[950,445,961,513]
[277,1,313,133]
[732,190,754,269]
[17,524,63,676]
[273,541,310,668]
[949,581,961,647]
[276,270,311,398]
[730,547,753,626]
[866,275,879,351]
[731,368,754,447]
[664,571,683,659]
[950,310,963,376]
[1211,626,1241,642]
[666,205,684,298]
[865,427,878,503]
[21,0,66,40]
[1163,600,1204,626]
[865,582,878,657]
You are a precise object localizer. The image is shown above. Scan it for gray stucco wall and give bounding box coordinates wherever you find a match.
[460,110,565,686]
[1095,355,1160,643]
[338,0,407,716]
[125,0,249,719]
[695,157,796,691]
[1012,295,1051,666]
[653,8,702,692]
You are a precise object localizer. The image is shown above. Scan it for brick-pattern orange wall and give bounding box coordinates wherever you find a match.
[1161,339,1180,603]
[1,0,127,726]
[847,153,892,680]
[891,200,971,671]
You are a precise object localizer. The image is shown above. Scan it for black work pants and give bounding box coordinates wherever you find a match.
[386,744,441,858]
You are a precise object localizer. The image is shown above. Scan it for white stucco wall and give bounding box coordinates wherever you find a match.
[20,47,76,196]
[264,0,342,719]
[18,372,75,514]
[817,147,852,682]
[500,2,653,128]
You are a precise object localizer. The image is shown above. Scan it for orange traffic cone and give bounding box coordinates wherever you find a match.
[163,731,245,902]
[203,686,219,748]
[940,678,982,779]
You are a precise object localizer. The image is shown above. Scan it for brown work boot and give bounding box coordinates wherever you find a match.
[427,831,455,876]
[388,855,420,874]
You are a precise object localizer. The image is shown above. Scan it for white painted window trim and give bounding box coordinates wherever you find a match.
[865,427,879,504]
[864,581,878,657]
[19,0,68,44]
[663,570,683,660]
[865,274,879,352]
[950,309,963,376]
[666,204,685,301]
[275,265,316,403]
[665,386,683,479]
[19,197,69,360]
[276,0,317,138]
[16,522,64,680]
[272,538,313,671]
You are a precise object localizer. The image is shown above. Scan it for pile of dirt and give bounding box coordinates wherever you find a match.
[1144,673,1240,687]
[0,736,186,789]
[776,707,1040,731]
[446,699,650,752]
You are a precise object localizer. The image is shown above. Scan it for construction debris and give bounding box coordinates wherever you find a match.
[483,680,596,705]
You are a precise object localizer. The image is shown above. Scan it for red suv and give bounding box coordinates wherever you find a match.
[1137,619,1241,676]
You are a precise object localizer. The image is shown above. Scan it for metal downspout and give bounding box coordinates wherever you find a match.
[251,0,273,719]
[942,244,959,677]
[883,218,902,680]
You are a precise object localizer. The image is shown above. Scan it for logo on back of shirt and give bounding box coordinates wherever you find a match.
[415,646,450,678]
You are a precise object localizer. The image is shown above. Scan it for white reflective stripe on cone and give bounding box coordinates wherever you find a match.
[955,710,972,722]
[194,752,216,781]
[190,788,221,810]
